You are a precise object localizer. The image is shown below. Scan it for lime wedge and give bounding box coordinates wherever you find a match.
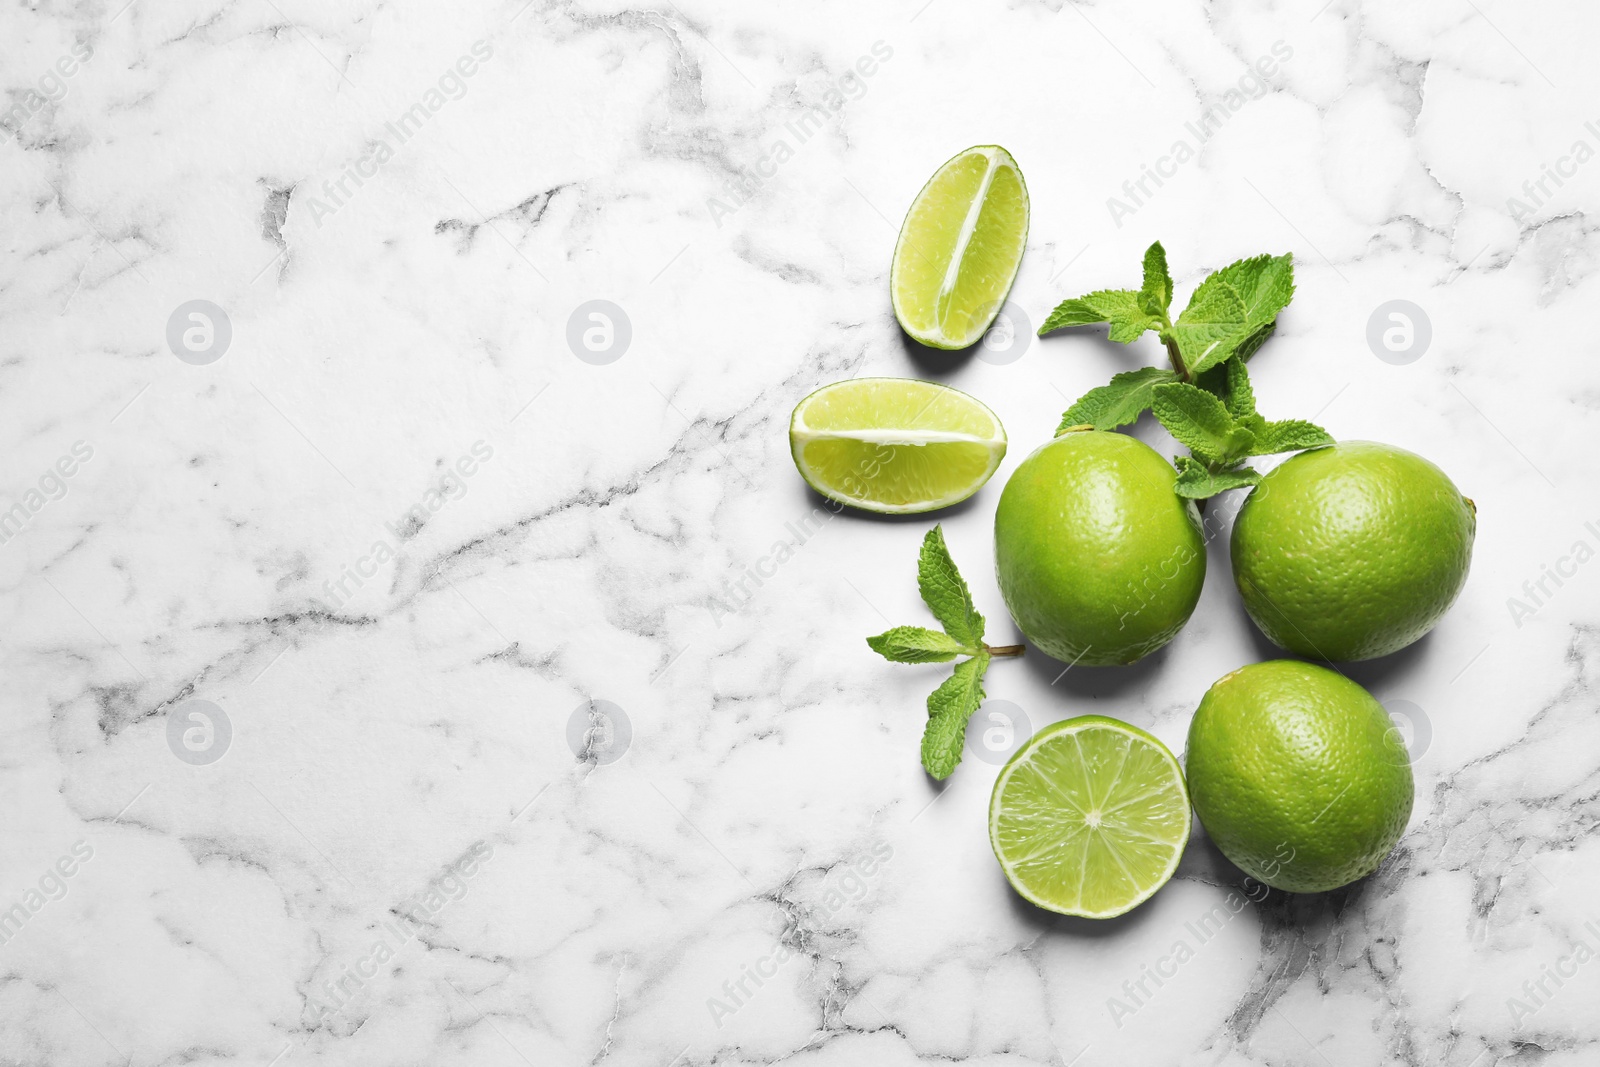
[789,378,1006,514]
[990,716,1191,918]
[891,145,1029,350]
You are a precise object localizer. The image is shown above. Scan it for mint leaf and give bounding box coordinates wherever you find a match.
[1039,290,1158,343]
[918,526,984,650]
[1150,382,1254,466]
[1193,361,1229,403]
[1173,457,1262,500]
[922,651,989,779]
[1224,357,1256,419]
[1233,322,1275,363]
[1210,253,1295,328]
[1252,419,1334,454]
[1139,241,1172,316]
[1057,367,1177,433]
[867,626,966,664]
[1171,253,1294,375]
[1170,283,1247,374]
[1192,355,1330,458]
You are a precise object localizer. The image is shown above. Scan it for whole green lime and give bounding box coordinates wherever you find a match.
[1185,660,1413,893]
[994,430,1205,666]
[1231,441,1474,662]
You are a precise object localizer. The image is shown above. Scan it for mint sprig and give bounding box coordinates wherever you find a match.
[866,526,1021,779]
[1152,358,1333,499]
[1040,242,1294,419]
[1040,242,1332,499]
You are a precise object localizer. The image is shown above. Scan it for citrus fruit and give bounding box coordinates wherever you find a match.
[994,430,1205,665]
[891,145,1029,350]
[1230,441,1475,661]
[1184,660,1413,893]
[789,378,1006,513]
[990,715,1191,918]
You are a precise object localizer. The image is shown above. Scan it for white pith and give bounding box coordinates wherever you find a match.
[932,147,1001,340]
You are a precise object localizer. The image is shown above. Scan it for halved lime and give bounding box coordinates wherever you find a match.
[789,378,1006,513]
[990,716,1191,918]
[891,145,1029,350]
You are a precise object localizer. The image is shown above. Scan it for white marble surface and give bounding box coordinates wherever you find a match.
[3,0,1598,1063]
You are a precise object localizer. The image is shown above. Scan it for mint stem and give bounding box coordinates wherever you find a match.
[984,644,1025,657]
[1161,331,1190,382]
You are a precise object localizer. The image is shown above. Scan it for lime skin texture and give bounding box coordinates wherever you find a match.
[994,430,1206,666]
[1231,441,1475,662]
[1185,660,1414,893]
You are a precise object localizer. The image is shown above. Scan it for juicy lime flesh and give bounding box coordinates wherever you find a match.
[1231,441,1475,661]
[995,431,1205,665]
[892,146,1028,349]
[789,378,1005,513]
[991,716,1191,918]
[798,377,998,436]
[1185,660,1414,893]
[796,437,997,510]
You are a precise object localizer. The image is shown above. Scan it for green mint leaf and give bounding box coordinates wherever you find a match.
[1251,419,1335,455]
[1170,282,1248,374]
[918,526,984,650]
[1171,253,1294,375]
[1056,367,1178,433]
[921,651,989,779]
[1233,322,1275,363]
[1198,355,1329,458]
[1150,382,1254,466]
[1193,361,1229,403]
[1139,241,1173,317]
[1173,457,1263,500]
[1210,253,1295,329]
[1039,290,1158,343]
[1224,357,1256,419]
[866,626,966,664]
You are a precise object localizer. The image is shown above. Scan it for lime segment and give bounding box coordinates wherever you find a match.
[990,716,1190,918]
[789,378,1005,514]
[892,146,1029,350]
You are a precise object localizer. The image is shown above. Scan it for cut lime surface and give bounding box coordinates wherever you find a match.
[789,378,1006,514]
[891,146,1029,350]
[990,716,1191,918]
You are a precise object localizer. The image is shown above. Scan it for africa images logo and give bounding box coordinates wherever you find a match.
[303,41,495,227]
[705,40,894,226]
[1505,516,1600,628]
[1105,40,1294,227]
